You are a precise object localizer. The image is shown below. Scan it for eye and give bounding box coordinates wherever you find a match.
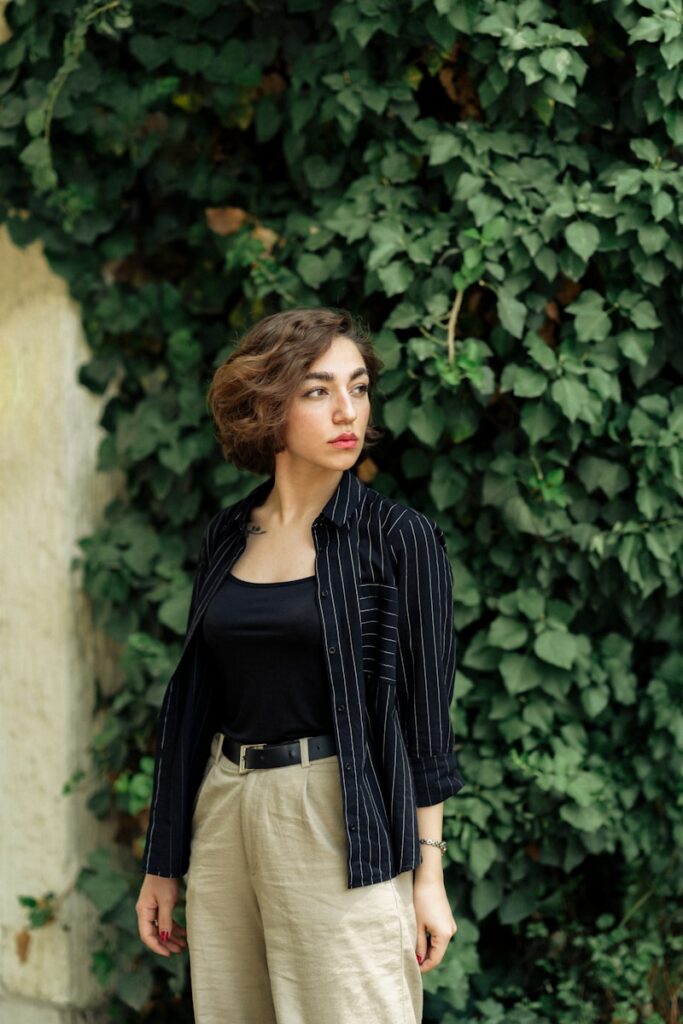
[303,384,370,398]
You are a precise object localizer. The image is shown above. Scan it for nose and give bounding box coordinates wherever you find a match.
[334,392,357,422]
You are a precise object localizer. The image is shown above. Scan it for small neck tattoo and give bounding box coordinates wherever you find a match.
[246,521,267,535]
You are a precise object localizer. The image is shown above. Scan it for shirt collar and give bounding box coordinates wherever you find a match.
[227,467,364,531]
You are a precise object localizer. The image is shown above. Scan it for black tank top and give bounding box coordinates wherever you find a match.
[201,571,334,744]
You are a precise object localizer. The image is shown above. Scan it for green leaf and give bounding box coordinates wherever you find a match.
[534,630,577,669]
[577,456,630,499]
[488,615,529,650]
[157,585,192,635]
[616,329,654,366]
[376,261,414,297]
[520,402,558,444]
[517,588,545,621]
[510,367,548,398]
[581,685,610,718]
[496,287,527,339]
[566,221,600,261]
[539,47,573,83]
[116,967,154,1011]
[429,131,461,165]
[472,878,503,919]
[499,653,545,694]
[297,253,329,287]
[303,154,341,188]
[567,290,611,342]
[383,393,414,435]
[408,402,445,445]
[499,884,538,925]
[468,837,497,880]
[559,802,606,832]
[551,377,591,422]
[77,869,129,915]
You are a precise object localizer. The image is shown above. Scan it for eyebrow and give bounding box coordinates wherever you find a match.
[303,367,369,383]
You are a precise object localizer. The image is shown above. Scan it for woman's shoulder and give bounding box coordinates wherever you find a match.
[363,484,446,547]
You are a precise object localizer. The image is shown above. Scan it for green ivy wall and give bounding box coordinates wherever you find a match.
[1,0,682,1020]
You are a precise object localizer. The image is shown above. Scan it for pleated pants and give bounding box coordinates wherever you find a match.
[184,731,424,1024]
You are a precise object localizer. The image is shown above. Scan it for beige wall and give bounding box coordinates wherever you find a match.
[0,226,123,1022]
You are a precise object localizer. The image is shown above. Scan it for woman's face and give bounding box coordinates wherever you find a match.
[280,335,371,471]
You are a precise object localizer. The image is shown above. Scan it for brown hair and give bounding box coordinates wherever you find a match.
[207,307,385,476]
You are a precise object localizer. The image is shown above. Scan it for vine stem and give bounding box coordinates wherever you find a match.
[84,0,123,20]
[447,287,464,365]
[44,1,124,146]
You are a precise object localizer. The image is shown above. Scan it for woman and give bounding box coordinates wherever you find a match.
[135,307,465,1023]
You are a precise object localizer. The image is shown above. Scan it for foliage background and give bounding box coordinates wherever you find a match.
[1,0,682,1020]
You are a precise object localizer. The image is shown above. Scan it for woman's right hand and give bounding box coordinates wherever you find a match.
[135,874,187,957]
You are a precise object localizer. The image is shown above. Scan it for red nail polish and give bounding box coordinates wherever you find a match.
[160,930,169,942]
[416,953,423,963]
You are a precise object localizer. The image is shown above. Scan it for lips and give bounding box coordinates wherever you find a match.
[330,435,357,442]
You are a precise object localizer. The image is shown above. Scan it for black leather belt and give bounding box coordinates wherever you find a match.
[222,733,337,773]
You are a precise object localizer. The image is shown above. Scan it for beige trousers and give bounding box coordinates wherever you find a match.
[185,731,423,1024]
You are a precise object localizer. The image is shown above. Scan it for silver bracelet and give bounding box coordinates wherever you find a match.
[419,838,447,853]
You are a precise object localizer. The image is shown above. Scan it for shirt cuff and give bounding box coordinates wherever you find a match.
[409,750,466,806]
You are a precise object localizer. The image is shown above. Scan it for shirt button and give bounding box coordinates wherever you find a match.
[321,589,328,597]
[328,645,336,654]
[344,762,352,771]
[336,703,346,712]
[349,824,357,832]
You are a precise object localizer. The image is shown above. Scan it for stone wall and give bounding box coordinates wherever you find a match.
[0,225,124,1023]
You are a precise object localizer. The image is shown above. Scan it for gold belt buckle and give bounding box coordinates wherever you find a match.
[239,742,268,774]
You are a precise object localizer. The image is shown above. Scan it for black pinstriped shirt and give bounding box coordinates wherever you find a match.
[142,467,466,889]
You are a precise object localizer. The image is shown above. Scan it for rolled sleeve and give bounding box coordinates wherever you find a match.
[391,513,465,806]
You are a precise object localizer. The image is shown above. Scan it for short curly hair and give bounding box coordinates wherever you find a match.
[207,307,385,477]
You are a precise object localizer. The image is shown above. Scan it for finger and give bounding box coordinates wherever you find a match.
[158,905,176,945]
[163,923,188,953]
[415,926,429,965]
[137,901,174,958]
[420,933,448,972]
[138,915,171,957]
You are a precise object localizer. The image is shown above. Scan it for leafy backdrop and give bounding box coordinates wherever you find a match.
[1,0,682,1020]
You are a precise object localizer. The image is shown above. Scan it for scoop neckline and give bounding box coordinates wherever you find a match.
[227,571,316,588]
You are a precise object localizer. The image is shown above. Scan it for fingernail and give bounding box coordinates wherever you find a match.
[160,930,169,942]
[416,953,423,963]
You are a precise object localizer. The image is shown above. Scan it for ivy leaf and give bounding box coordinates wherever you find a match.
[428,131,461,165]
[297,253,329,287]
[567,290,611,342]
[577,456,630,499]
[158,585,192,635]
[469,838,498,880]
[559,803,606,832]
[408,402,445,445]
[303,154,341,189]
[499,653,545,694]
[376,261,414,296]
[551,377,591,422]
[566,221,600,261]
[616,329,654,366]
[539,47,573,83]
[488,615,529,650]
[534,630,577,669]
[496,287,527,339]
[383,393,413,435]
[472,878,503,919]
[117,967,154,1011]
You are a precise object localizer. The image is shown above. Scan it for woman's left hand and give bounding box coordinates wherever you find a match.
[412,876,458,973]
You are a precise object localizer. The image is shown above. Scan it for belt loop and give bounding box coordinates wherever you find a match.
[213,732,224,765]
[300,736,310,768]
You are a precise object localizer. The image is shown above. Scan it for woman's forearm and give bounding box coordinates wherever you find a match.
[414,802,445,882]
